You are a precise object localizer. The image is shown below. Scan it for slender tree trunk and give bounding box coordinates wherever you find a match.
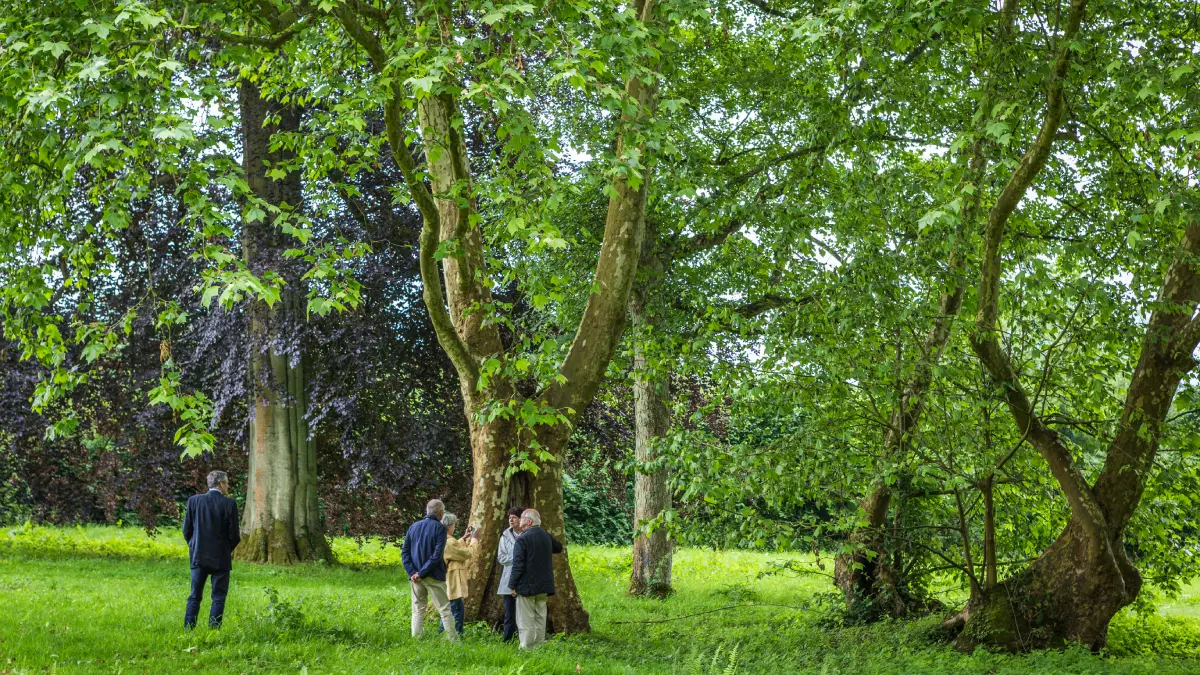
[982,475,997,590]
[835,278,965,615]
[234,79,331,565]
[629,293,673,597]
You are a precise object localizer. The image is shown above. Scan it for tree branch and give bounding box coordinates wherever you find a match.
[968,0,1102,542]
[742,0,795,20]
[332,3,479,387]
[735,293,815,318]
[546,0,661,416]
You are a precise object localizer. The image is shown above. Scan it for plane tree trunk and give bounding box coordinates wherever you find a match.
[235,79,331,565]
[960,217,1200,651]
[835,0,1012,617]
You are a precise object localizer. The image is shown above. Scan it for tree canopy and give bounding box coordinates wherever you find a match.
[2,0,1199,652]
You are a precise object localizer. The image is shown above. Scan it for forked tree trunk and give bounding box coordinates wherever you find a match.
[947,1,1200,649]
[333,0,659,632]
[234,79,331,565]
[629,293,673,597]
[959,220,1200,651]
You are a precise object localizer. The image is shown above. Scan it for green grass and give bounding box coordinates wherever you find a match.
[1,524,1198,674]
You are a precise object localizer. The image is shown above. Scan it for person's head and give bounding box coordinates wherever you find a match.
[442,512,458,536]
[426,499,445,519]
[507,506,525,531]
[207,470,229,494]
[520,508,541,530]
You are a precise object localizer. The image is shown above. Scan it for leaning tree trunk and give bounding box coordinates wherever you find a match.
[629,293,673,597]
[835,4,997,611]
[945,1,1187,649]
[234,79,331,565]
[835,242,967,616]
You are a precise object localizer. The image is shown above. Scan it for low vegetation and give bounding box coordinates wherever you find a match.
[2,525,1198,674]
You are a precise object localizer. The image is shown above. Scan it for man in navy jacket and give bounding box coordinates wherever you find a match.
[402,499,458,640]
[508,508,563,649]
[182,470,241,629]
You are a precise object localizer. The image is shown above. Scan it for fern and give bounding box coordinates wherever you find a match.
[684,643,740,675]
[723,643,741,675]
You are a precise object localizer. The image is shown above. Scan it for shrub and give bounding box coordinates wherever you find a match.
[1108,611,1200,660]
[563,473,633,545]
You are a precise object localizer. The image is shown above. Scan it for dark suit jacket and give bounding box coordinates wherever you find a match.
[509,526,562,597]
[183,489,241,571]
[401,515,448,581]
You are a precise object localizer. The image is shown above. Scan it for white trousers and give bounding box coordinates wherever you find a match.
[411,578,458,640]
[516,593,548,649]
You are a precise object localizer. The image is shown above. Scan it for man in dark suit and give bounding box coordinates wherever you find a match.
[183,470,241,629]
[508,508,563,649]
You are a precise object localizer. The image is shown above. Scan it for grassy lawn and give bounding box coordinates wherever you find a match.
[1,525,1198,674]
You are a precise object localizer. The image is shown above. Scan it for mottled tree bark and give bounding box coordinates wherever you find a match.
[959,219,1200,651]
[235,79,331,565]
[628,291,673,597]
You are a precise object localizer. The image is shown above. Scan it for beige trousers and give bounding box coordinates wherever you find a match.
[516,593,548,649]
[411,578,458,640]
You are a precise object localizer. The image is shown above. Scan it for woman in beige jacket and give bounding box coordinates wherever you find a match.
[439,513,478,635]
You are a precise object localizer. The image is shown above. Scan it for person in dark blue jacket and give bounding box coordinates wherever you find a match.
[402,499,459,640]
[508,508,563,649]
[182,470,241,629]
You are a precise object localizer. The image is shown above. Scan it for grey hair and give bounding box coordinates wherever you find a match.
[521,509,541,528]
[207,470,228,490]
[426,499,445,517]
[442,513,458,530]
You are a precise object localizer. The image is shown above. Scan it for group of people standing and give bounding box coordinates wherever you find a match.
[182,471,563,650]
[402,499,563,649]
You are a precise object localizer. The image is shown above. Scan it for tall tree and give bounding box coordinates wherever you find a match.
[235,76,331,563]
[953,0,1200,650]
[329,0,671,629]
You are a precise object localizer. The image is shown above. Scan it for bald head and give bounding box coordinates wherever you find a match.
[521,508,541,528]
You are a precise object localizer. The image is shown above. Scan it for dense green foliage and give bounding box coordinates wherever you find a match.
[563,474,633,545]
[2,525,1199,673]
[1,0,1200,654]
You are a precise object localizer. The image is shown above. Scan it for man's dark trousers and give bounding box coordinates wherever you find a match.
[185,566,230,628]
